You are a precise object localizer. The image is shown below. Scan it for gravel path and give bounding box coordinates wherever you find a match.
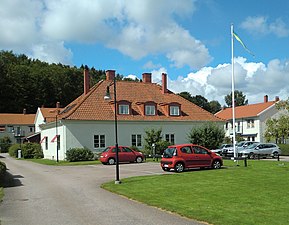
[0,154,205,225]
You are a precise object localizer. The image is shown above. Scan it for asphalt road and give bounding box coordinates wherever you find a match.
[0,154,206,225]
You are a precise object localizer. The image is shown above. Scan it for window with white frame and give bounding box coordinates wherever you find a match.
[170,106,180,116]
[94,135,105,148]
[247,119,255,128]
[165,134,175,144]
[132,134,142,147]
[29,126,34,133]
[119,104,129,115]
[8,126,14,132]
[145,105,156,115]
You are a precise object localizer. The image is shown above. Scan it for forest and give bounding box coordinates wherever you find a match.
[0,51,109,113]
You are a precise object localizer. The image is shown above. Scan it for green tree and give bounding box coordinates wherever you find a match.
[178,91,193,102]
[264,116,289,144]
[187,123,225,149]
[225,90,248,107]
[0,136,12,153]
[178,92,221,114]
[264,99,289,144]
[209,100,221,114]
[143,128,165,155]
[191,95,211,111]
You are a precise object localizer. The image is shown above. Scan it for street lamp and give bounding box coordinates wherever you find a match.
[104,76,121,184]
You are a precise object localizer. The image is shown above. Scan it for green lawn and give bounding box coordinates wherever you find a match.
[102,160,289,225]
[25,158,101,166]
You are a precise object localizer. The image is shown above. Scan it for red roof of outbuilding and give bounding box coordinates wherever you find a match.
[215,101,276,120]
[0,113,35,125]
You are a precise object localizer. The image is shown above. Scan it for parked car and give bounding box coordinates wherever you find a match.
[222,141,258,157]
[160,144,223,172]
[211,144,233,154]
[100,146,144,165]
[238,143,281,159]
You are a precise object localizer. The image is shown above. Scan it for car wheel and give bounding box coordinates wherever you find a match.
[136,156,143,163]
[272,152,279,158]
[174,162,184,173]
[162,167,169,171]
[212,160,221,169]
[248,152,254,159]
[108,158,115,165]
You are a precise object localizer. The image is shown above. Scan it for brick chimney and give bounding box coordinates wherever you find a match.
[84,65,90,95]
[56,102,60,108]
[142,73,152,83]
[162,73,168,94]
[106,70,115,81]
[275,96,280,102]
[264,95,268,103]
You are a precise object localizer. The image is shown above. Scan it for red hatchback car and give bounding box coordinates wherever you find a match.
[100,146,144,165]
[160,144,223,172]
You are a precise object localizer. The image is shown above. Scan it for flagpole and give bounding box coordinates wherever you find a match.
[231,23,237,161]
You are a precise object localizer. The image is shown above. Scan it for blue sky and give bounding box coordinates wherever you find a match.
[1,0,289,105]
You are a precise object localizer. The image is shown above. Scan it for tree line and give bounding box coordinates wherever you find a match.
[0,51,108,113]
[0,51,248,114]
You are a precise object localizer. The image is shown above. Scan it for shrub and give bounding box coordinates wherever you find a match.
[0,161,6,177]
[0,136,12,153]
[22,143,44,159]
[66,147,94,162]
[8,144,21,157]
[279,144,289,156]
[187,123,225,149]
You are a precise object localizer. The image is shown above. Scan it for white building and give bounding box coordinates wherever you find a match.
[215,95,284,142]
[37,69,224,160]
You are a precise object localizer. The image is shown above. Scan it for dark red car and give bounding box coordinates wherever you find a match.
[100,146,144,165]
[160,144,223,172]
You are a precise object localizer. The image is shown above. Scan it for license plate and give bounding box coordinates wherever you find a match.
[164,164,169,168]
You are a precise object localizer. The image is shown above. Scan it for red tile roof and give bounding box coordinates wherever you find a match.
[215,101,276,120]
[58,80,223,122]
[39,107,63,123]
[0,113,35,125]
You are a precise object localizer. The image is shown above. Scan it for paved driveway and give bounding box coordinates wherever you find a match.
[0,154,205,225]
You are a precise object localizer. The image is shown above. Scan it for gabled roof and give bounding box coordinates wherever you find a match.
[0,113,35,125]
[57,79,223,122]
[215,101,276,120]
[39,107,63,123]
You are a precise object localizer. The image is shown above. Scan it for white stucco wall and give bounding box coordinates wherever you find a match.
[41,119,224,160]
[34,108,45,133]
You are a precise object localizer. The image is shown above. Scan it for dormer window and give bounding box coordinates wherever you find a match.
[170,105,180,116]
[145,105,156,116]
[119,104,129,115]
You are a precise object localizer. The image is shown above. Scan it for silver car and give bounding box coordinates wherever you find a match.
[222,141,258,157]
[238,143,281,159]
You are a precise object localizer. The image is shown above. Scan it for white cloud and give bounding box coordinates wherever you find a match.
[241,16,289,37]
[0,0,210,68]
[166,57,289,106]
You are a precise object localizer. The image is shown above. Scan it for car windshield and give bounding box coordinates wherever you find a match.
[236,141,246,147]
[163,147,176,158]
[246,143,259,149]
[102,147,110,152]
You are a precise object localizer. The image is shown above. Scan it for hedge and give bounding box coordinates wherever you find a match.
[66,147,94,162]
[8,143,43,159]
